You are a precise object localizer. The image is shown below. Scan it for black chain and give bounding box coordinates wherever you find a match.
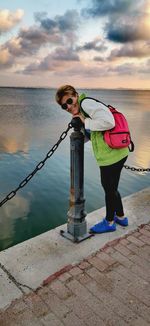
[124,165,150,172]
[0,123,72,208]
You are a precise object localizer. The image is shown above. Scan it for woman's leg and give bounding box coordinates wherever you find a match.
[100,156,127,222]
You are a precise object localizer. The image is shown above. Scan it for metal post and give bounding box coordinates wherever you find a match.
[60,117,93,243]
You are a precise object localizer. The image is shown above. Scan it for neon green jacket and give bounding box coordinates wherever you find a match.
[79,94,129,166]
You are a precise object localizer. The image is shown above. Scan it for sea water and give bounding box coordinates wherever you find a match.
[0,87,149,250]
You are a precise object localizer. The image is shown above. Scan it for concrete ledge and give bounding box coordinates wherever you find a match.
[0,187,149,309]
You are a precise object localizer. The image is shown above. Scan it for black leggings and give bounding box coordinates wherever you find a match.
[100,156,128,222]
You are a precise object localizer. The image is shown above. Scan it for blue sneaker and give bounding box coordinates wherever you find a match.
[114,215,128,227]
[90,218,116,234]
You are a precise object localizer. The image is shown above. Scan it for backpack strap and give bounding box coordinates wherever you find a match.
[80,106,91,118]
[79,96,109,119]
[80,96,108,109]
[129,140,134,152]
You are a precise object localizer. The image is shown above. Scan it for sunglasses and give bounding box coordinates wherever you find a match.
[61,98,73,110]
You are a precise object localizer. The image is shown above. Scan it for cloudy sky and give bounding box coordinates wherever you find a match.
[0,0,150,89]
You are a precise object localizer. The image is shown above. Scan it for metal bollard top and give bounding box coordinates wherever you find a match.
[71,117,84,131]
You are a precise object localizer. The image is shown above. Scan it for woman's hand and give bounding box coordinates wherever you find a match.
[73,112,85,124]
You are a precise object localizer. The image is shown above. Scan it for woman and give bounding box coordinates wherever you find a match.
[55,85,129,233]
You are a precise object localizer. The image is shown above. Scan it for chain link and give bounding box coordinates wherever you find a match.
[124,165,150,172]
[0,123,72,208]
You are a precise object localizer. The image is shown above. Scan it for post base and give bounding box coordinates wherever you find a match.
[60,229,94,243]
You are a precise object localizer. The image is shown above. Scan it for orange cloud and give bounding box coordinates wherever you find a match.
[0,9,24,34]
[0,48,10,64]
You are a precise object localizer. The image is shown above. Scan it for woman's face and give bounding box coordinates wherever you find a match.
[61,93,79,116]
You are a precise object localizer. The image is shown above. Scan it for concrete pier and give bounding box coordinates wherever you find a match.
[0,187,149,313]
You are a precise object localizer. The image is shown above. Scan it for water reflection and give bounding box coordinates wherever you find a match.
[128,111,150,168]
[0,194,31,250]
[0,134,29,154]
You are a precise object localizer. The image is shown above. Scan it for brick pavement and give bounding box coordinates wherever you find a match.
[0,223,150,326]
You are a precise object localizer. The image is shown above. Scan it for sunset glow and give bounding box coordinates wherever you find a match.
[0,0,150,89]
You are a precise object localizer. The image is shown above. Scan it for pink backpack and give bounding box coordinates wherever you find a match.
[104,105,134,151]
[80,97,134,152]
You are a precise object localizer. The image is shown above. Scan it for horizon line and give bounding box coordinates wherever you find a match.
[0,85,150,91]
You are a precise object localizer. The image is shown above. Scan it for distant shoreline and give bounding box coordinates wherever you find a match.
[0,86,150,91]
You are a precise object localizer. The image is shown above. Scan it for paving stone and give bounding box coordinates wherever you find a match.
[120,292,150,323]
[114,264,150,307]
[114,243,131,256]
[113,263,148,285]
[66,279,93,301]
[61,311,86,326]
[80,293,128,326]
[85,266,102,279]
[127,235,145,247]
[83,312,106,326]
[126,243,150,262]
[49,279,72,300]
[69,266,82,276]
[144,225,150,231]
[130,231,140,238]
[141,244,150,258]
[76,272,92,285]
[85,279,137,323]
[0,308,42,326]
[64,295,94,320]
[119,238,130,246]
[128,252,150,270]
[128,282,150,307]
[102,246,116,254]
[126,242,140,255]
[110,250,133,268]
[96,251,116,266]
[130,263,150,282]
[88,256,108,271]
[86,266,150,323]
[139,228,150,237]
[58,272,72,283]
[86,266,113,292]
[129,316,150,326]
[6,299,28,315]
[40,312,64,326]
[139,235,150,245]
[105,268,131,291]
[23,293,49,318]
[37,287,70,319]
[104,269,150,322]
[78,261,91,270]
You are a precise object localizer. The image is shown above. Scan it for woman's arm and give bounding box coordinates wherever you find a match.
[81,98,115,131]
